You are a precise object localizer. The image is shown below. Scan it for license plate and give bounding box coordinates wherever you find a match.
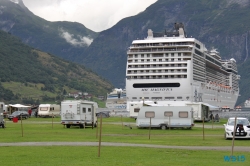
[69,122,73,124]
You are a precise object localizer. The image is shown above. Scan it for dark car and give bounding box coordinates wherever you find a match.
[8,111,29,120]
[96,111,110,118]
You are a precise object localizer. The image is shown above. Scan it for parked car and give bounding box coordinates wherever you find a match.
[224,117,250,140]
[8,111,29,120]
[96,111,110,118]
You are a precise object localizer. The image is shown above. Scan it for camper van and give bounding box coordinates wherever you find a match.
[61,100,98,128]
[38,104,60,117]
[0,102,5,128]
[136,105,194,129]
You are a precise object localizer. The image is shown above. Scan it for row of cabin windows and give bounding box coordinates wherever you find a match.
[128,52,192,59]
[128,75,187,79]
[142,111,189,118]
[127,69,187,73]
[132,58,184,62]
[128,64,187,68]
[132,96,183,100]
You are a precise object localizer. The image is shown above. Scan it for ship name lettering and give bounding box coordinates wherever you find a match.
[150,88,172,91]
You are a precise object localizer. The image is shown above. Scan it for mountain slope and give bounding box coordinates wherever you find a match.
[0,0,97,62]
[0,29,113,103]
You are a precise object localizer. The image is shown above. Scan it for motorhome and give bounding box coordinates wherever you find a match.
[61,100,98,128]
[38,104,60,117]
[136,105,194,129]
[0,102,5,128]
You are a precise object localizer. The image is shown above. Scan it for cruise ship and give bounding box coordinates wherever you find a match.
[126,23,240,111]
[105,88,126,110]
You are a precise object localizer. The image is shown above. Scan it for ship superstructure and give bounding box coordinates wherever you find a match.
[126,23,240,110]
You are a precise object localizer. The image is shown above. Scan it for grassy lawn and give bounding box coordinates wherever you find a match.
[0,117,249,165]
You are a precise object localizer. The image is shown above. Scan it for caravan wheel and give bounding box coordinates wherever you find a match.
[161,125,166,130]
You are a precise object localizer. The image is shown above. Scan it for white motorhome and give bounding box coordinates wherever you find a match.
[136,105,194,129]
[38,104,60,117]
[61,100,98,128]
[0,102,5,128]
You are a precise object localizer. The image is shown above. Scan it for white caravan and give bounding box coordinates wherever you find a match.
[136,105,194,129]
[38,104,60,117]
[0,102,5,128]
[129,100,216,121]
[61,100,98,128]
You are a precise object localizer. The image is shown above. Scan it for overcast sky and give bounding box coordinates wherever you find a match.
[22,0,157,32]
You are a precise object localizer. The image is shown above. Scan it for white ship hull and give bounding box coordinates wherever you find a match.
[126,79,238,109]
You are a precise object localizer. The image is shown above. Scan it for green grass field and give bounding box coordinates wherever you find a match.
[0,117,249,165]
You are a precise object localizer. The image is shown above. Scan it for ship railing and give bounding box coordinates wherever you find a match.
[127,48,192,53]
[130,43,194,48]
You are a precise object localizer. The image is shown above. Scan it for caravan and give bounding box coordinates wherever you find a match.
[38,104,60,117]
[136,105,194,129]
[129,100,214,121]
[61,100,98,128]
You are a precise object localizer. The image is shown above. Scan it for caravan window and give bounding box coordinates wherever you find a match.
[145,111,155,118]
[134,108,140,112]
[50,107,54,111]
[82,108,86,113]
[88,108,91,112]
[179,111,188,118]
[164,111,173,117]
[40,107,48,111]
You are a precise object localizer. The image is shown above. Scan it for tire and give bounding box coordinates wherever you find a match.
[66,124,71,128]
[161,125,166,130]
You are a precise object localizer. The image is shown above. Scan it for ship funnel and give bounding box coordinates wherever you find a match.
[147,29,153,38]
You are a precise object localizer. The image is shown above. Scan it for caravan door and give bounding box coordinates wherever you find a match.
[80,103,93,124]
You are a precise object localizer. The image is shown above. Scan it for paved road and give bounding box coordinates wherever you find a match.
[0,142,249,152]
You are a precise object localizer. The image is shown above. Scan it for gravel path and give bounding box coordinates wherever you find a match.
[0,142,249,152]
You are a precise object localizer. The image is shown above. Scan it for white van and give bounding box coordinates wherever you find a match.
[61,100,98,128]
[136,105,194,129]
[38,104,60,117]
